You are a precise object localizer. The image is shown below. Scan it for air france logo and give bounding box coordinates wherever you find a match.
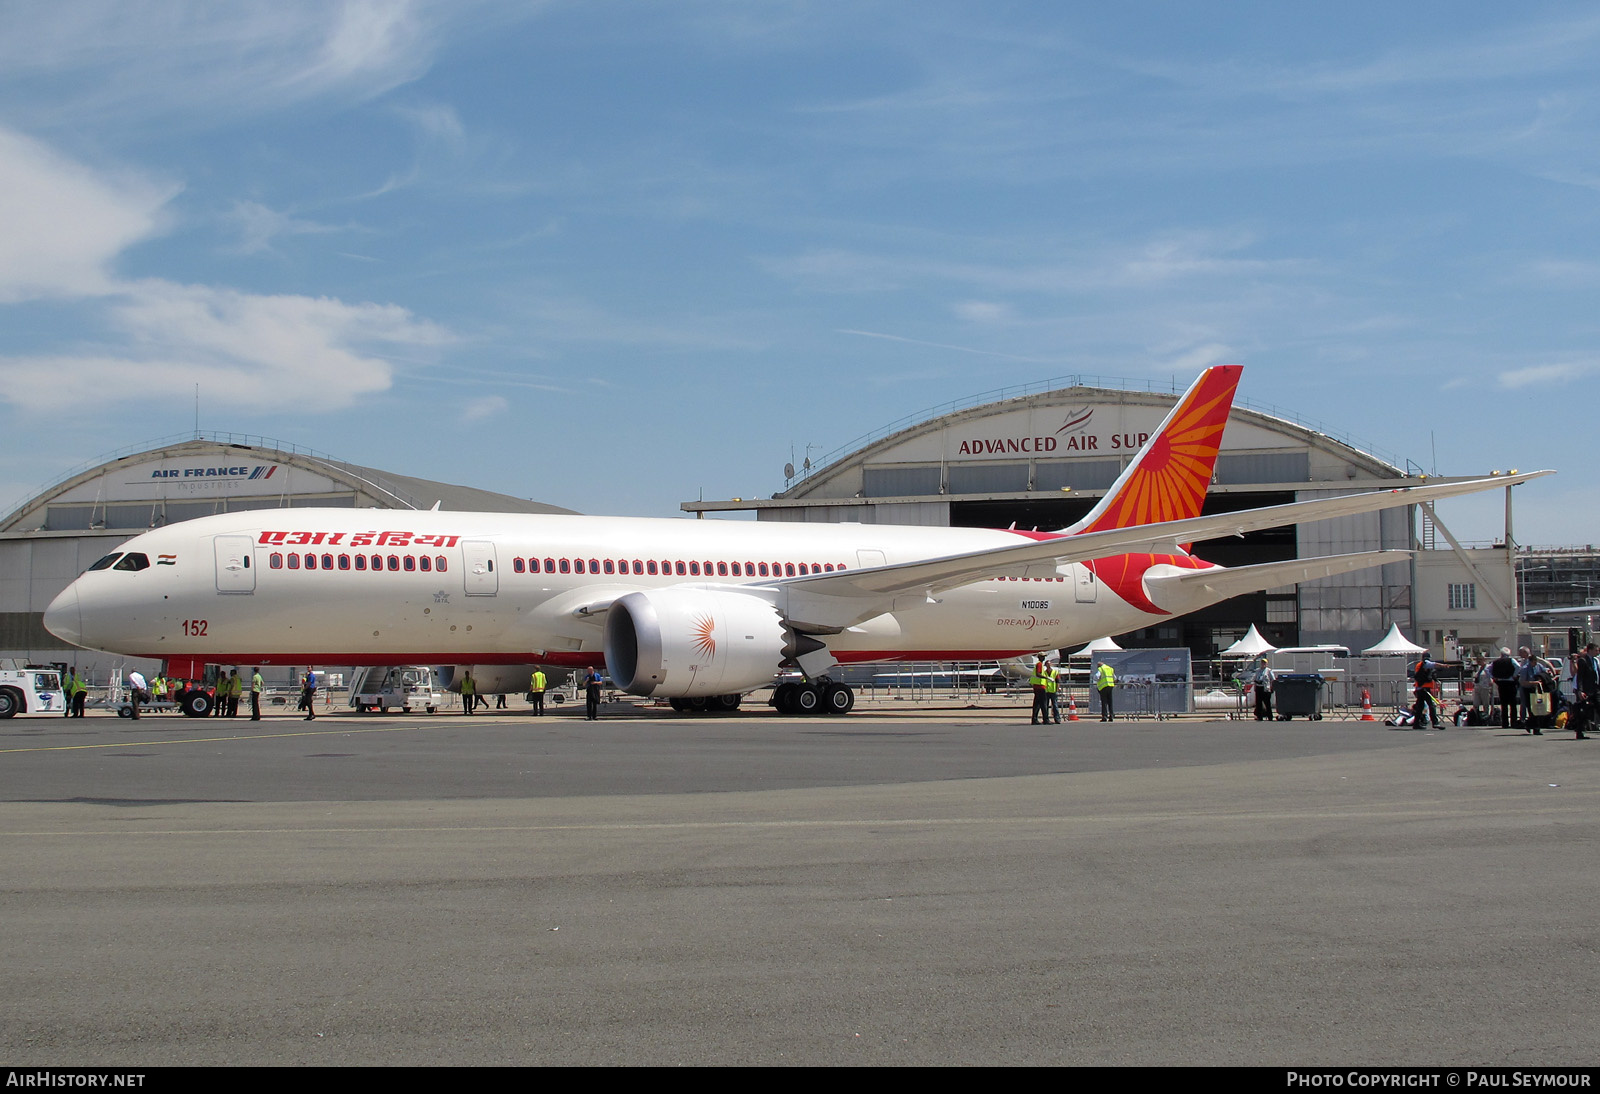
[151,465,278,480]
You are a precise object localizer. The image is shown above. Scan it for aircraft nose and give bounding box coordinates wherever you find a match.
[44,583,83,647]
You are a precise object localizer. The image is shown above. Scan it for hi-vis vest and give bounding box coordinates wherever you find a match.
[1095,663,1115,689]
[531,671,547,692]
[1044,666,1058,694]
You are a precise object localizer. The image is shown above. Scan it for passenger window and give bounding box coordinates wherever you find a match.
[785,563,795,576]
[544,558,555,573]
[632,561,643,575]
[604,560,615,574]
[689,562,700,576]
[270,553,283,569]
[589,558,599,572]
[420,555,432,571]
[387,555,400,571]
[404,556,416,571]
[560,559,571,573]
[113,552,150,571]
[514,558,525,573]
[574,559,586,573]
[288,554,300,569]
[717,562,728,576]
[675,562,686,576]
[647,561,658,575]
[88,553,123,571]
[355,555,366,570]
[436,556,447,572]
[322,553,334,570]
[339,554,351,570]
[758,563,769,577]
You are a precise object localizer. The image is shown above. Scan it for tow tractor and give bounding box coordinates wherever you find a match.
[0,665,66,718]
[349,666,444,714]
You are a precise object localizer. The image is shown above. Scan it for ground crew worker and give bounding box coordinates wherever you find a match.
[70,668,87,718]
[530,669,547,716]
[226,669,241,716]
[301,668,318,721]
[1030,656,1052,724]
[250,667,263,721]
[62,668,76,717]
[1095,660,1116,722]
[461,670,476,715]
[1045,660,1062,724]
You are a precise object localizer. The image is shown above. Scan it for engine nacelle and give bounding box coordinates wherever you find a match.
[604,589,788,698]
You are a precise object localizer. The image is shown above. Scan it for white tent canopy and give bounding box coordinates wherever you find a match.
[1220,624,1276,658]
[1362,624,1427,655]
[1069,636,1124,657]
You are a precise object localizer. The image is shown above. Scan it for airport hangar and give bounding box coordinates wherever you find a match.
[0,377,1534,681]
[683,376,1530,663]
[0,433,574,681]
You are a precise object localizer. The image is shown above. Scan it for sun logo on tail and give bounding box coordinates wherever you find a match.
[692,614,717,660]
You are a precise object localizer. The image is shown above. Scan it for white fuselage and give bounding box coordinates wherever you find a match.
[45,509,1172,668]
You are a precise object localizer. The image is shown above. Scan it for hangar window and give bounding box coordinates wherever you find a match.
[88,553,123,571]
[420,555,432,571]
[288,554,300,569]
[435,556,447,572]
[387,555,400,571]
[269,553,283,569]
[403,556,416,571]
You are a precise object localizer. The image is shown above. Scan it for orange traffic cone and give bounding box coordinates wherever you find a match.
[1067,693,1079,721]
[1360,688,1376,722]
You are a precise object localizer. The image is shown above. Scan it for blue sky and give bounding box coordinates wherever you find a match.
[0,1,1593,544]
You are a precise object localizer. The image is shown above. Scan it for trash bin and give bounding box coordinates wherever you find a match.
[1273,673,1325,721]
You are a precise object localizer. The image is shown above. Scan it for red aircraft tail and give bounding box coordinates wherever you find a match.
[1067,364,1241,534]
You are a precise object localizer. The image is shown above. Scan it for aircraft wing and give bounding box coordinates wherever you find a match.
[1526,605,1600,618]
[1144,551,1412,604]
[771,471,1549,629]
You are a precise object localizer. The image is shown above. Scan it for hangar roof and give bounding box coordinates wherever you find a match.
[1,431,576,535]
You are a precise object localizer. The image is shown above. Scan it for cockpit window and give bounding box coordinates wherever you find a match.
[88,553,123,571]
[112,552,150,571]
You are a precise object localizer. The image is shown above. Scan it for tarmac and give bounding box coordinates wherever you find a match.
[1,695,1596,1066]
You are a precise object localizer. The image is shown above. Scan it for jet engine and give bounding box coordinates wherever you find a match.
[604,589,788,698]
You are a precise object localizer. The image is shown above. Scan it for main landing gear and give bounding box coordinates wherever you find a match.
[770,680,855,716]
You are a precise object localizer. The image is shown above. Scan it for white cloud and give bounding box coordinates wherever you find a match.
[459,395,509,422]
[0,127,175,302]
[225,200,342,255]
[0,124,454,414]
[0,281,452,414]
[1498,361,1600,389]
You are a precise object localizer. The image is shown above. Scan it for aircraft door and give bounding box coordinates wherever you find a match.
[857,549,887,569]
[1074,564,1097,604]
[463,540,498,596]
[214,535,255,594]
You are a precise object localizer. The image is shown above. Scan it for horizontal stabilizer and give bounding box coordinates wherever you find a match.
[1145,551,1411,610]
